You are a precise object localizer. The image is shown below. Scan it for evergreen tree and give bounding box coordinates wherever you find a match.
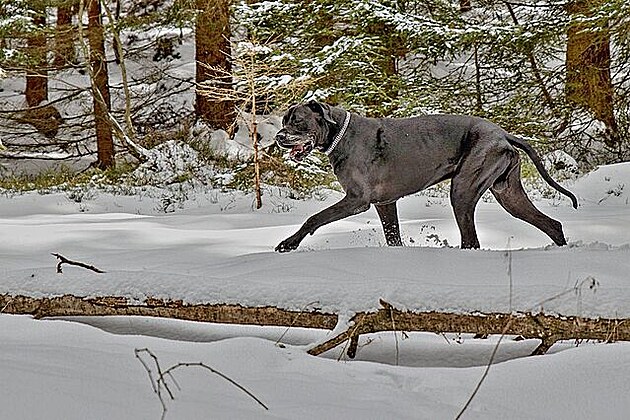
[0,0,198,166]
[236,0,630,165]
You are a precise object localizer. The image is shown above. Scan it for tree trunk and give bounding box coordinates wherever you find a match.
[248,51,262,209]
[194,0,236,132]
[53,2,76,67]
[25,10,48,108]
[566,0,619,148]
[87,0,115,169]
[23,7,63,139]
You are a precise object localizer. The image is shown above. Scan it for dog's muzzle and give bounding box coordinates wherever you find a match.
[275,130,314,162]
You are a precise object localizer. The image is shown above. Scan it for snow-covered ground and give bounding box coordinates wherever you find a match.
[1,162,630,419]
[3,315,630,420]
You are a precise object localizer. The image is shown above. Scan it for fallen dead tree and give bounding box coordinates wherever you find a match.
[307,300,630,357]
[0,294,337,329]
[1,294,628,356]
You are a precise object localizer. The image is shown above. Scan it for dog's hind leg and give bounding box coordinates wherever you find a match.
[451,147,514,249]
[450,185,482,249]
[491,158,568,246]
[375,202,403,246]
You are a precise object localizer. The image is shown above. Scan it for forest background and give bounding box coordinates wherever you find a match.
[0,0,629,196]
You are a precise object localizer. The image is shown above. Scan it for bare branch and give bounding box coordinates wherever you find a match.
[275,300,321,346]
[100,0,137,143]
[51,253,106,274]
[134,347,268,419]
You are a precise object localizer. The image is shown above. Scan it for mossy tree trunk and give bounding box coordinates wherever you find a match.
[194,0,236,132]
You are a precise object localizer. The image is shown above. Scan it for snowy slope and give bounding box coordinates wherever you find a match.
[1,315,629,420]
[1,163,630,419]
[1,163,630,318]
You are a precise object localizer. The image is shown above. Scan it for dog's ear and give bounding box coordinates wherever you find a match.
[307,100,337,126]
[283,103,298,125]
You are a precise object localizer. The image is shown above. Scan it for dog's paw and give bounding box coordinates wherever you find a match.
[275,237,300,253]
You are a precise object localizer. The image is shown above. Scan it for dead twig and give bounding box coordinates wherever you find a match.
[1,296,13,313]
[275,300,321,346]
[134,347,268,420]
[339,314,366,361]
[380,299,400,365]
[51,253,105,274]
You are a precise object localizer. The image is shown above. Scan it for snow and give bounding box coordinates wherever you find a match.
[1,162,630,418]
[3,2,629,416]
[1,315,630,419]
[1,164,630,317]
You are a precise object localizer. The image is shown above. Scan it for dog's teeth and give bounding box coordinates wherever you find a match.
[290,144,304,161]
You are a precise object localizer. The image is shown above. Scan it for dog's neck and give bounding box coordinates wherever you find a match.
[323,110,351,155]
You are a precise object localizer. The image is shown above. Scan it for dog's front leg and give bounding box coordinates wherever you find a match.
[276,195,370,252]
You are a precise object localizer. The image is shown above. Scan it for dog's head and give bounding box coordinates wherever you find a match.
[275,100,337,162]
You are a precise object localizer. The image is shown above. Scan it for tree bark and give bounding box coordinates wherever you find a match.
[25,10,48,108]
[566,0,619,148]
[194,0,236,132]
[22,6,63,139]
[87,0,115,169]
[54,2,76,67]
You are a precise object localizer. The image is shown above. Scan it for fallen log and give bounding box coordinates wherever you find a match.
[0,294,337,329]
[1,294,628,357]
[307,300,630,356]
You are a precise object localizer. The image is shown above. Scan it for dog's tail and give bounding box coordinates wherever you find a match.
[506,134,578,209]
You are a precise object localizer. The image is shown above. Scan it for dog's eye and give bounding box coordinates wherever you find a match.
[292,119,308,130]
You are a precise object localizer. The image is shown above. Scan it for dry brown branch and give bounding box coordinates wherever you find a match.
[135,347,268,419]
[308,306,623,358]
[100,0,136,143]
[346,335,360,360]
[1,293,628,349]
[51,253,106,274]
[0,294,337,328]
[1,296,12,313]
[341,314,366,361]
[75,3,148,164]
[275,300,321,346]
[380,299,401,365]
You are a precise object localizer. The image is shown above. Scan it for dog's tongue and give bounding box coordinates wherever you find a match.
[290,144,306,161]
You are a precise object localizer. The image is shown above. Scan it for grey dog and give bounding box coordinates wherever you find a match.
[274,100,578,252]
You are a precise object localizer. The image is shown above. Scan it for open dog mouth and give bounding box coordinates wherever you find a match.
[288,141,314,162]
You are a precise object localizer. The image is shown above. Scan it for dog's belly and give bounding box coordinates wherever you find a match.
[369,162,456,203]
[366,132,461,202]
